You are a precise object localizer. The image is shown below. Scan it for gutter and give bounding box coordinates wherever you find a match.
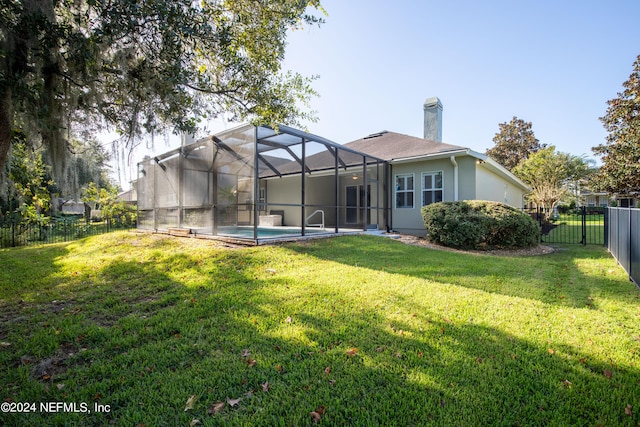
[390,149,469,165]
[450,155,459,201]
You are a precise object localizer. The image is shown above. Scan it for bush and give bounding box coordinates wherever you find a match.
[421,201,540,250]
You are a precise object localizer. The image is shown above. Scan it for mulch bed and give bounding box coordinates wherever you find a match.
[392,234,555,257]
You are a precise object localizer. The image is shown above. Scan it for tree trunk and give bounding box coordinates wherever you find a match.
[0,86,12,178]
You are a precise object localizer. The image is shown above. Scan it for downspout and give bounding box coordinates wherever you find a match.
[450,155,458,201]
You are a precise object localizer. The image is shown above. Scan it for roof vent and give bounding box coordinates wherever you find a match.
[363,130,389,140]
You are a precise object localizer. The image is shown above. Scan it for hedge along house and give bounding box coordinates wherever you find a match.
[337,97,531,236]
[136,124,389,244]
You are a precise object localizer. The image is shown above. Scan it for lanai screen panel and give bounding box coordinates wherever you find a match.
[154,153,180,230]
[212,126,257,236]
[137,159,155,230]
[182,139,215,233]
[257,133,303,229]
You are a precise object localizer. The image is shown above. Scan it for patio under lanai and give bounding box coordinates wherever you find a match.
[136,124,389,244]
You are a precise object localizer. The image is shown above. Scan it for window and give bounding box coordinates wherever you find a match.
[395,174,414,208]
[422,171,443,206]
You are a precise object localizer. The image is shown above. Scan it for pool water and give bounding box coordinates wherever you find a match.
[217,226,326,239]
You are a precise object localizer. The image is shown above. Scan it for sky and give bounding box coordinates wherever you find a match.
[280,0,640,155]
[117,0,640,186]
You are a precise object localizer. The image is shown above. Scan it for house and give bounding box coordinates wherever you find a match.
[136,97,529,242]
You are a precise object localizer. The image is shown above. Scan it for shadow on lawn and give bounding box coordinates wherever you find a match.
[0,235,638,426]
[288,235,635,309]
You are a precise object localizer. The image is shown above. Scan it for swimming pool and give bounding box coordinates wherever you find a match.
[216,226,326,239]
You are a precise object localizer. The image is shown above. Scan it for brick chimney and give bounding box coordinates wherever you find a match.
[423,97,443,142]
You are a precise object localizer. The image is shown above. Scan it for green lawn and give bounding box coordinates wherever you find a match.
[0,232,638,426]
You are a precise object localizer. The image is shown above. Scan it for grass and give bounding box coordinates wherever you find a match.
[0,232,638,426]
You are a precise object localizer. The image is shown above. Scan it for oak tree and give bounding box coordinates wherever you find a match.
[592,54,640,196]
[0,0,324,195]
[486,117,546,171]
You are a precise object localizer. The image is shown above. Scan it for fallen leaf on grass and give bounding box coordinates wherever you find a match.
[207,401,225,415]
[285,316,292,323]
[246,358,257,367]
[261,381,270,392]
[184,395,197,411]
[275,364,284,372]
[189,419,200,427]
[346,348,358,356]
[604,369,613,378]
[324,366,331,375]
[310,405,326,423]
[0,342,10,347]
[547,348,555,355]
[226,397,242,407]
[563,380,572,389]
[242,349,251,358]
[625,404,633,416]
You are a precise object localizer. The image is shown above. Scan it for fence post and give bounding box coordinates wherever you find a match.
[581,206,587,245]
[603,208,609,248]
[629,208,633,284]
[537,206,543,243]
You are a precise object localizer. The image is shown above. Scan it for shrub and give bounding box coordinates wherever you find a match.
[421,201,540,250]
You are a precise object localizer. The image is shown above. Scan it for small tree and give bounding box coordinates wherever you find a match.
[514,147,592,219]
[486,117,546,171]
[8,140,55,224]
[81,182,136,225]
[81,182,100,220]
[592,54,640,196]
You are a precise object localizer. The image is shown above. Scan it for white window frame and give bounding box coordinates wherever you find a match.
[395,173,415,209]
[421,171,444,207]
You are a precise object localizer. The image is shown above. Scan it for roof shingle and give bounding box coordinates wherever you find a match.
[343,131,466,161]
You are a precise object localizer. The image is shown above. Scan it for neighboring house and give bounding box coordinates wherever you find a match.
[60,200,85,215]
[615,196,638,208]
[579,190,611,208]
[137,97,529,241]
[117,185,138,204]
[577,190,638,208]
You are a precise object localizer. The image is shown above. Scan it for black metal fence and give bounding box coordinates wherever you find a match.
[606,207,639,286]
[0,218,135,249]
[526,206,605,245]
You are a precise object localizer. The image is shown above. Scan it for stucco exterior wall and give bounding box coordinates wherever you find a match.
[475,165,526,208]
[456,156,477,201]
[390,156,477,235]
